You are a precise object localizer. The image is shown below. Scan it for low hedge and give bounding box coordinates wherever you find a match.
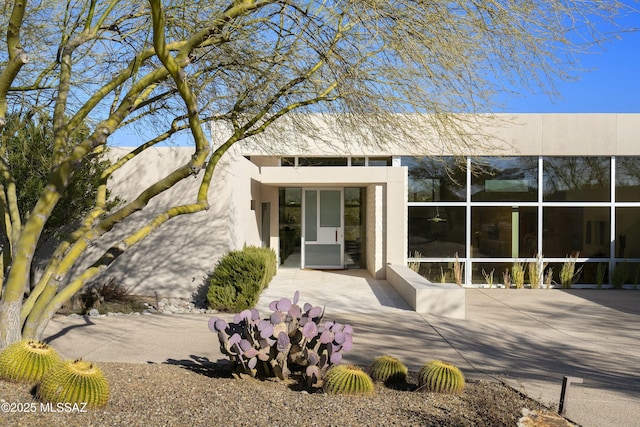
[207,246,277,311]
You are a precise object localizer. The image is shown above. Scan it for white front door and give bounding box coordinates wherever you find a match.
[302,188,344,268]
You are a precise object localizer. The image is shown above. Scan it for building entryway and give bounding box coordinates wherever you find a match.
[302,188,344,268]
[278,187,366,270]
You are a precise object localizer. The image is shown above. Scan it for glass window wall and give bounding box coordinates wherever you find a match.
[403,156,466,202]
[616,157,640,202]
[543,207,610,258]
[408,206,466,257]
[543,157,610,201]
[471,157,538,202]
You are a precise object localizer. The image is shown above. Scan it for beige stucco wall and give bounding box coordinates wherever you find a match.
[241,113,640,157]
[60,113,639,299]
[65,145,262,299]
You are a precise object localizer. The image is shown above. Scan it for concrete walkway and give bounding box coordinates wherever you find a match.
[43,268,640,427]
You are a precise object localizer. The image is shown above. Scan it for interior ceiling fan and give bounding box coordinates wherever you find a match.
[428,207,447,223]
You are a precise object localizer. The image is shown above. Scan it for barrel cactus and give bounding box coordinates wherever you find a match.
[0,339,61,383]
[418,360,465,394]
[369,355,408,385]
[323,365,374,396]
[37,359,110,407]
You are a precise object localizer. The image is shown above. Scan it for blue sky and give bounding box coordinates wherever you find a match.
[111,5,640,146]
[499,5,640,113]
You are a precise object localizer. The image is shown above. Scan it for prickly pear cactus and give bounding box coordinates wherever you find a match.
[323,365,374,396]
[209,291,353,386]
[418,360,465,394]
[369,355,408,385]
[37,359,109,407]
[0,339,61,383]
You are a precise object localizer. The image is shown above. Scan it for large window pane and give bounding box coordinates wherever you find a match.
[279,188,301,264]
[471,157,538,202]
[471,206,537,258]
[304,190,317,241]
[543,157,610,201]
[543,207,610,257]
[408,206,465,257]
[344,188,366,268]
[616,207,640,258]
[616,157,640,202]
[403,156,466,202]
[471,262,512,286]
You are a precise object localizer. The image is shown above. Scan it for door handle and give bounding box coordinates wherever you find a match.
[335,229,338,242]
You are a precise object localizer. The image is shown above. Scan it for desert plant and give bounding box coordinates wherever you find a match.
[511,262,526,289]
[612,262,628,289]
[502,268,511,289]
[527,254,546,289]
[323,365,374,396]
[439,268,448,283]
[207,246,277,311]
[482,269,495,288]
[408,251,422,273]
[544,268,554,289]
[0,339,61,383]
[418,360,465,394]
[37,359,109,407]
[77,278,146,315]
[369,355,408,385]
[209,291,353,387]
[560,254,583,289]
[452,253,464,286]
[595,262,607,289]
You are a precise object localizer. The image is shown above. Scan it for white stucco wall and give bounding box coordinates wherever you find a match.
[64,145,262,299]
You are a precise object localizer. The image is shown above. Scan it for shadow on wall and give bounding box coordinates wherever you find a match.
[37,147,241,299]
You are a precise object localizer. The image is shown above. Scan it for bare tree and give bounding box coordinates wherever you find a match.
[0,0,633,347]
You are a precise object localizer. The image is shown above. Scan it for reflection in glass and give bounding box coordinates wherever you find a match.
[367,157,392,166]
[471,157,538,202]
[344,188,366,268]
[410,262,459,283]
[543,157,610,201]
[402,156,466,202]
[616,207,640,258]
[298,157,348,166]
[471,262,512,286]
[408,206,465,257]
[616,157,640,201]
[279,188,301,264]
[543,207,610,257]
[471,206,537,258]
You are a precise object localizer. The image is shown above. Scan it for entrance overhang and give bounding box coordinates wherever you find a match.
[259,166,407,279]
[259,166,405,187]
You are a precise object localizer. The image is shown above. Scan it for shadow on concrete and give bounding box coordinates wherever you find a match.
[559,289,640,315]
[45,315,95,344]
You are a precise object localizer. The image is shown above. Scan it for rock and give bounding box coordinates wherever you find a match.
[518,408,575,427]
[88,308,101,317]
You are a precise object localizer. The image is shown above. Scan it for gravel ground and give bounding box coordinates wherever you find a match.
[0,362,566,427]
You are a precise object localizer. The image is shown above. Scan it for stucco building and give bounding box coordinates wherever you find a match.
[100,113,640,298]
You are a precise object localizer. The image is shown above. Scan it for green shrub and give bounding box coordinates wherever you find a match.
[207,246,277,311]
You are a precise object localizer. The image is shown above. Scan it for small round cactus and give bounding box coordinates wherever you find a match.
[0,339,62,383]
[418,360,465,394]
[37,359,110,407]
[369,355,408,385]
[323,365,374,396]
